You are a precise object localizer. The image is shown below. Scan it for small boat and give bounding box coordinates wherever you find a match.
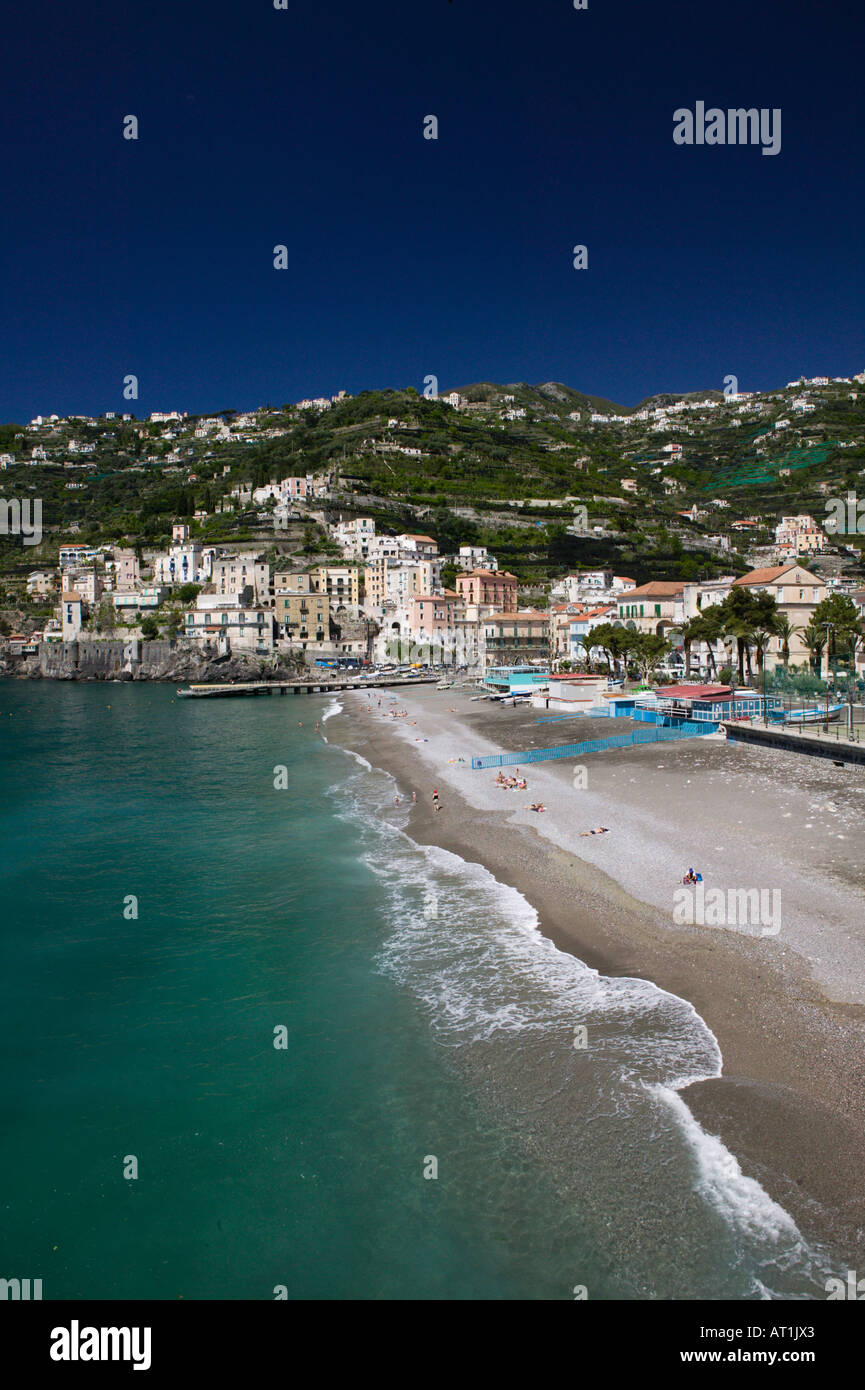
[783,703,844,725]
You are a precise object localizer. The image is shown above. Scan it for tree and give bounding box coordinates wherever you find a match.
[800,623,827,672]
[681,609,723,680]
[774,615,796,667]
[749,626,774,676]
[140,615,160,639]
[440,562,458,591]
[94,598,117,635]
[811,595,861,670]
[714,587,780,683]
[588,622,626,675]
[630,631,671,682]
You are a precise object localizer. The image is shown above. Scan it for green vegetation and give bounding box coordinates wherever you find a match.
[1,376,863,596]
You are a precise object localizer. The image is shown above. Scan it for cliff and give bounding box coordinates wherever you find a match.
[0,639,304,684]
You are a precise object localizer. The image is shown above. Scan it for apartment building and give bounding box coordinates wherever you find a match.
[275,589,331,646]
[211,553,270,604]
[311,564,361,607]
[455,569,517,608]
[617,581,685,636]
[482,611,550,666]
[732,563,827,668]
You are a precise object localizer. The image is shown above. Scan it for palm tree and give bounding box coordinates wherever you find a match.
[680,618,700,680]
[722,613,752,683]
[774,615,796,667]
[800,623,827,673]
[750,627,773,677]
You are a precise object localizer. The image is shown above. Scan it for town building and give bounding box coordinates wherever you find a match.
[311,564,361,608]
[773,514,827,555]
[408,594,460,660]
[482,611,550,666]
[211,553,269,604]
[617,582,685,636]
[61,591,84,640]
[456,545,497,571]
[455,568,517,609]
[26,571,56,597]
[274,589,331,647]
[186,599,274,654]
[732,563,827,668]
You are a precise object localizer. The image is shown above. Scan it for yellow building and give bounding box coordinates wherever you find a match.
[312,565,360,607]
[275,590,330,645]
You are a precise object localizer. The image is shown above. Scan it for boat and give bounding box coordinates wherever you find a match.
[787,704,845,724]
[783,703,844,725]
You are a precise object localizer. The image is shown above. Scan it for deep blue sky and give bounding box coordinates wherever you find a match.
[1,0,862,420]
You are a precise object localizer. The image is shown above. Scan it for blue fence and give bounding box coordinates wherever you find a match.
[471,721,718,769]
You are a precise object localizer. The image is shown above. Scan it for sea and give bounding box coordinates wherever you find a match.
[0,680,835,1299]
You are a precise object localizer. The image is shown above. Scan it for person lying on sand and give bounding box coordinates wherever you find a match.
[579,827,610,836]
[524,803,547,813]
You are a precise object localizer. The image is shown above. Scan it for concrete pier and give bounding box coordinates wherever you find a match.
[723,720,865,767]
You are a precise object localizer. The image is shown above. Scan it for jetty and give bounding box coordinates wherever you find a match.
[176,676,441,698]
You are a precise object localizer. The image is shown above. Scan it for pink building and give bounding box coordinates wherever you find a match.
[455,569,517,608]
[408,593,459,644]
[281,477,309,500]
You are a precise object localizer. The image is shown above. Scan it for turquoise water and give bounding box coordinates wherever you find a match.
[0,683,834,1299]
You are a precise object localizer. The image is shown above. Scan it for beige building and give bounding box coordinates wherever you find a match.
[311,564,361,607]
[617,582,685,636]
[273,570,314,595]
[211,553,270,603]
[26,571,57,597]
[732,563,827,668]
[364,557,441,609]
[66,569,103,606]
[774,514,827,555]
[111,547,140,591]
[482,611,550,666]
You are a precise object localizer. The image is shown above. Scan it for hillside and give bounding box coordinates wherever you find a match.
[2,371,864,589]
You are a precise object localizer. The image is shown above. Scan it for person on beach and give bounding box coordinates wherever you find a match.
[412,791,417,803]
[580,827,610,836]
[524,803,546,813]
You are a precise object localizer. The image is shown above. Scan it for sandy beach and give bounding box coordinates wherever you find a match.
[329,684,865,1272]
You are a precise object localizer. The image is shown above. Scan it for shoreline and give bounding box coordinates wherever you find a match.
[328,687,865,1273]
